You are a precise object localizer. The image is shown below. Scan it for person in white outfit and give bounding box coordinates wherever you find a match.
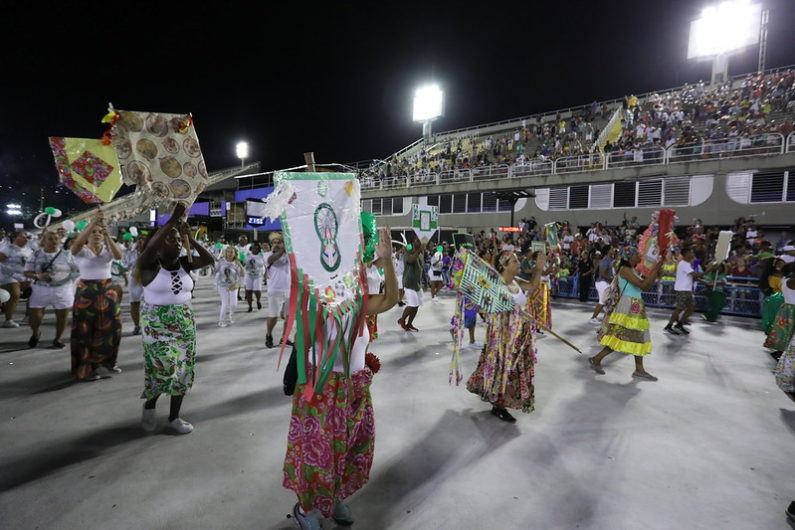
[124,238,145,334]
[244,242,267,312]
[263,231,291,348]
[0,231,32,328]
[429,249,444,302]
[215,246,244,327]
[24,230,79,348]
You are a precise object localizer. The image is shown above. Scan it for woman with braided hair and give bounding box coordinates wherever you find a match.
[590,246,662,380]
[466,249,546,423]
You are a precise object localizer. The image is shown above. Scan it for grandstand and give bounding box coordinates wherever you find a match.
[354,66,795,231]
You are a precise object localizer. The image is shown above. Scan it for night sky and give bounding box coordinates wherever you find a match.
[2,0,795,222]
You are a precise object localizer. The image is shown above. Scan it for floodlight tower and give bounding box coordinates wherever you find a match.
[236,141,249,169]
[413,84,444,143]
[687,0,764,85]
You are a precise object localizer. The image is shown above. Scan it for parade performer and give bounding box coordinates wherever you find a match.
[244,241,266,312]
[464,249,547,422]
[765,263,795,359]
[261,172,398,528]
[362,212,382,342]
[264,231,290,348]
[590,247,661,380]
[124,237,145,335]
[529,250,554,331]
[69,210,124,380]
[398,236,424,331]
[24,230,79,348]
[215,246,244,327]
[774,271,795,401]
[0,231,32,328]
[136,203,215,434]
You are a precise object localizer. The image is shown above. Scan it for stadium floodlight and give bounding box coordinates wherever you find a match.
[413,84,444,122]
[6,203,21,209]
[688,0,762,84]
[236,141,249,168]
[6,208,22,216]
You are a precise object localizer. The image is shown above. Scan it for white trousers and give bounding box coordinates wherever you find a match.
[218,285,239,322]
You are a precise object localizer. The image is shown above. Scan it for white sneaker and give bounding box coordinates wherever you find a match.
[141,406,157,432]
[167,417,194,435]
[218,320,229,328]
[2,320,19,328]
[589,318,600,324]
[469,342,483,349]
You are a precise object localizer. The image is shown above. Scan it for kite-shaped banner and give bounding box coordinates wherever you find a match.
[110,109,208,214]
[48,137,122,203]
[451,249,515,314]
[266,172,367,397]
[411,203,438,243]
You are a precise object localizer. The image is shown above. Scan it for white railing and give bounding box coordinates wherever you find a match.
[360,132,795,192]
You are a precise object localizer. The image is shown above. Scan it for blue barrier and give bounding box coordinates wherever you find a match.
[552,276,761,317]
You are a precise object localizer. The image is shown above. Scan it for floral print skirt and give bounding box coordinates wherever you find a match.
[764,303,794,352]
[366,314,378,342]
[140,303,196,400]
[283,369,375,518]
[597,295,652,356]
[71,279,121,379]
[466,310,536,412]
[775,339,795,393]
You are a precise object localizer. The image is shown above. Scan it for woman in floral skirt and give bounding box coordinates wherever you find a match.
[466,250,546,423]
[136,204,215,434]
[590,246,661,380]
[764,263,795,360]
[284,228,398,530]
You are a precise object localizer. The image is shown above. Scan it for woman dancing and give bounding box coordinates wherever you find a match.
[215,246,244,327]
[136,204,214,434]
[590,246,662,380]
[24,230,78,348]
[765,263,795,360]
[466,250,546,423]
[70,211,124,381]
[285,228,398,529]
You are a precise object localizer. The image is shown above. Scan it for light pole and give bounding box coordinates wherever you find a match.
[236,141,249,169]
[413,84,444,143]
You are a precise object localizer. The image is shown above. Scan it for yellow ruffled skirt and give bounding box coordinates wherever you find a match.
[597,296,652,356]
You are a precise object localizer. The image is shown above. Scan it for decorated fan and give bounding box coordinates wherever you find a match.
[636,209,678,276]
[263,172,366,397]
[544,222,560,252]
[48,137,123,204]
[108,108,208,214]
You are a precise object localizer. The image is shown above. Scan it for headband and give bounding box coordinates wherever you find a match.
[498,250,514,267]
[619,246,638,262]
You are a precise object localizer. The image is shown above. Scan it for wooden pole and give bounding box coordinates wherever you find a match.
[304,152,316,172]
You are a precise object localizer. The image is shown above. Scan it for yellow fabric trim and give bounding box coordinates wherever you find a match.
[600,335,652,355]
[608,312,650,330]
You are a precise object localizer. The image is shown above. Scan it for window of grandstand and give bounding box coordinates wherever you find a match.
[362,197,406,215]
[535,175,713,210]
[726,169,795,204]
[424,193,524,214]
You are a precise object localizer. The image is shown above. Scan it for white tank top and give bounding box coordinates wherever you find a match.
[308,316,370,373]
[142,265,194,305]
[510,280,527,307]
[783,281,795,305]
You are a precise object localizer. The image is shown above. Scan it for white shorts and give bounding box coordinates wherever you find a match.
[397,276,403,289]
[29,283,75,310]
[129,277,143,303]
[404,288,423,308]
[595,280,610,305]
[245,276,263,291]
[266,290,288,318]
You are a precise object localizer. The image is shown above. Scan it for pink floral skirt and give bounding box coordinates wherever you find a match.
[283,368,374,517]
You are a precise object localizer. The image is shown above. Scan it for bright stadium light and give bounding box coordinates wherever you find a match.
[413,84,444,122]
[236,141,249,168]
[413,84,444,142]
[688,0,762,84]
[6,203,21,209]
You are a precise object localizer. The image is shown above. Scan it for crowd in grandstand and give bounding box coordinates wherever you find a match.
[362,69,795,189]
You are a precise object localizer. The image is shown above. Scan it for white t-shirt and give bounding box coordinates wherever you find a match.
[263,251,290,292]
[74,247,113,280]
[674,260,695,292]
[562,234,574,250]
[366,265,383,295]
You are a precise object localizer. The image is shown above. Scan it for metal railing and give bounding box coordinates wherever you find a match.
[360,132,795,191]
[553,277,762,317]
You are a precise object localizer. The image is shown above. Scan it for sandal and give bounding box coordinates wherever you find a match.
[49,340,65,349]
